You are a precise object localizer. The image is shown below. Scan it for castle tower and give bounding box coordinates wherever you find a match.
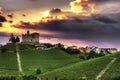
[27,30,30,35]
[22,30,39,44]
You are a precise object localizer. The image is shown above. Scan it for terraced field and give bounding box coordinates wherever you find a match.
[101,53,120,79]
[0,44,120,80]
[39,53,120,80]
[0,44,80,76]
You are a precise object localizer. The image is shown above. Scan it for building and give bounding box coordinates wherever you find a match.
[79,46,98,54]
[99,48,118,53]
[22,30,39,44]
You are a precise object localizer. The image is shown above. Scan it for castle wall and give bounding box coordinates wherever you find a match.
[22,31,39,44]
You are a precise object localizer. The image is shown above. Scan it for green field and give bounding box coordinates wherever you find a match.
[101,53,120,79]
[0,44,120,80]
[0,44,80,76]
[39,53,120,80]
[0,44,18,76]
[19,47,80,75]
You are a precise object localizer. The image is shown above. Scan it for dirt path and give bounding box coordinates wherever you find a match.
[16,44,23,74]
[96,58,117,80]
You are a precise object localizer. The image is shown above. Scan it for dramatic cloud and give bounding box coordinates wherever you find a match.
[94,16,118,24]
[14,13,120,42]
[70,0,95,16]
[0,16,7,22]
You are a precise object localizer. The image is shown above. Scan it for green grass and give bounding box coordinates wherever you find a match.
[39,52,120,80]
[0,44,120,80]
[0,44,16,52]
[101,53,120,79]
[19,47,80,75]
[0,52,18,76]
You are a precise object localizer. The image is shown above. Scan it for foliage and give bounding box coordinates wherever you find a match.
[36,68,41,74]
[79,51,105,60]
[1,48,7,53]
[43,43,54,48]
[0,76,16,80]
[16,36,20,42]
[22,75,39,80]
[62,47,80,54]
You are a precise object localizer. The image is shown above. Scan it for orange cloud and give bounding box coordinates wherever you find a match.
[70,0,95,16]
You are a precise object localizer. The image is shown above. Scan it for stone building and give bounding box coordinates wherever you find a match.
[22,30,39,44]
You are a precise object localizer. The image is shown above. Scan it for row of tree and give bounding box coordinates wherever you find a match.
[9,33,20,43]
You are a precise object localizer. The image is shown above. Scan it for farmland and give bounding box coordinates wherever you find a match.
[39,52,120,80]
[0,44,120,80]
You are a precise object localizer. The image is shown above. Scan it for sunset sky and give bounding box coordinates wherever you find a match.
[0,0,120,49]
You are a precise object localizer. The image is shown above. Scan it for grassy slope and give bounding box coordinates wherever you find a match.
[0,45,18,76]
[101,53,120,79]
[0,44,80,76]
[19,47,80,75]
[40,53,120,80]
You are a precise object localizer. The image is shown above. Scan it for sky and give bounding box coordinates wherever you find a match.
[0,0,120,49]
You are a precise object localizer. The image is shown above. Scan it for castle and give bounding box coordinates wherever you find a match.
[22,30,39,44]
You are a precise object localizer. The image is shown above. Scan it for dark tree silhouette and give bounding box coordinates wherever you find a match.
[16,36,20,43]
[11,36,16,43]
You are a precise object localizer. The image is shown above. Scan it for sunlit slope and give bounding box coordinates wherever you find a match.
[19,47,80,75]
[40,53,120,80]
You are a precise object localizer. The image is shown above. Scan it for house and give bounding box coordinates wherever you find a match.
[99,48,118,54]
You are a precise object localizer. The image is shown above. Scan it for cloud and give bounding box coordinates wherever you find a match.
[14,13,120,42]
[0,16,7,22]
[94,16,118,24]
[7,13,14,19]
[0,7,3,14]
[70,0,95,15]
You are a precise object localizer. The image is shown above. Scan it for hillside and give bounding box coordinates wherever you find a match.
[0,44,80,76]
[19,47,80,75]
[39,52,120,80]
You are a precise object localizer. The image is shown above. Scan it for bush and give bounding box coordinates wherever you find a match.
[112,76,120,80]
[36,68,41,75]
[63,48,80,54]
[22,75,39,80]
[1,48,7,53]
[0,76,16,80]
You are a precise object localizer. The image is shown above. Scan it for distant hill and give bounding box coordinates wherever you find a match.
[39,52,120,80]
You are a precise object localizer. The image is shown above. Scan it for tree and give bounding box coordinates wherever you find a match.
[11,36,16,43]
[36,68,41,75]
[16,36,20,43]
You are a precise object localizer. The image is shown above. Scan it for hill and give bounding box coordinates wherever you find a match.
[39,52,120,80]
[0,44,80,76]
[19,47,80,75]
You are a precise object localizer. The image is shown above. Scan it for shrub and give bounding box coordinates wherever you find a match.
[22,75,39,80]
[1,48,7,53]
[36,68,41,75]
